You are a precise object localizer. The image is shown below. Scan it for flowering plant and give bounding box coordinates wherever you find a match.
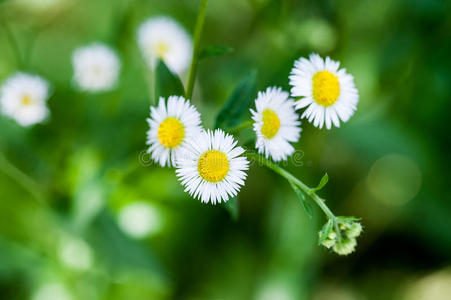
[0,0,363,256]
[143,0,363,255]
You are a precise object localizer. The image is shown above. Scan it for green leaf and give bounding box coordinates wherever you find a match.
[214,70,257,130]
[312,173,328,192]
[318,219,334,245]
[336,216,361,223]
[289,180,313,218]
[199,45,234,60]
[154,59,185,101]
[222,197,239,220]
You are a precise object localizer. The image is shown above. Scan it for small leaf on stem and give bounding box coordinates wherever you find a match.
[312,173,328,192]
[319,219,334,245]
[289,180,313,218]
[336,216,361,223]
[154,59,185,101]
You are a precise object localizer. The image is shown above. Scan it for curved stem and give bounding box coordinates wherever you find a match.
[246,152,336,220]
[186,0,209,99]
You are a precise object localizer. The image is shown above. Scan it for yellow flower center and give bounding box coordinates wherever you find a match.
[155,43,168,58]
[312,71,340,107]
[157,117,185,148]
[198,150,229,183]
[21,95,32,106]
[261,109,280,139]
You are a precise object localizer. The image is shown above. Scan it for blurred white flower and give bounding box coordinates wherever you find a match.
[118,201,162,239]
[176,129,249,204]
[32,283,72,300]
[146,96,202,167]
[251,87,301,161]
[137,16,192,74]
[0,72,50,126]
[72,43,120,92]
[289,53,359,129]
[59,237,93,271]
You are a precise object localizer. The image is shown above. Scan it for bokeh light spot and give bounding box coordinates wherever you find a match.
[367,154,422,206]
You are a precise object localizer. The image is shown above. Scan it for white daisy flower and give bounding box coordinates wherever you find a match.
[72,43,120,92]
[176,129,249,204]
[0,72,50,126]
[146,96,202,167]
[289,53,359,129]
[137,16,192,74]
[251,87,302,162]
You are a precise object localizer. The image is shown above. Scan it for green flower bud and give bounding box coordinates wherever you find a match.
[333,238,357,256]
[321,238,336,249]
[339,223,349,231]
[346,222,363,238]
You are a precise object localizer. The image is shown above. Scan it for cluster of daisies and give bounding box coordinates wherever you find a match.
[0,14,359,207]
[147,55,358,204]
[0,12,361,254]
[0,16,191,126]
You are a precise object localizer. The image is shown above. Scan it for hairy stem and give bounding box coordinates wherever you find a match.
[186,0,209,99]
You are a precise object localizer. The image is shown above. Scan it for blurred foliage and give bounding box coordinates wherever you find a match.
[0,0,450,299]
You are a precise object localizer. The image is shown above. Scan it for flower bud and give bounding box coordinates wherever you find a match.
[346,222,363,238]
[333,238,357,256]
[321,238,336,249]
[339,223,349,231]
[319,230,338,249]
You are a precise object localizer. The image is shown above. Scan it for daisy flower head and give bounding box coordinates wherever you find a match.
[176,129,249,205]
[137,16,192,74]
[146,96,202,167]
[0,72,50,126]
[72,43,120,92]
[289,53,359,129]
[251,87,301,162]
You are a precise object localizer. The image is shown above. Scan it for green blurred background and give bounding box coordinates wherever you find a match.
[1,0,450,299]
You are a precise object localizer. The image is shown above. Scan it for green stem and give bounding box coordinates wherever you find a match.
[246,152,336,221]
[186,0,209,99]
[226,120,253,134]
[149,68,155,105]
[0,153,45,203]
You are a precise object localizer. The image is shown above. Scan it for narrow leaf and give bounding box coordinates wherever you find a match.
[199,45,234,60]
[319,219,334,245]
[154,59,185,101]
[312,173,328,192]
[289,180,313,218]
[214,70,257,130]
[336,216,361,223]
[222,196,239,220]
